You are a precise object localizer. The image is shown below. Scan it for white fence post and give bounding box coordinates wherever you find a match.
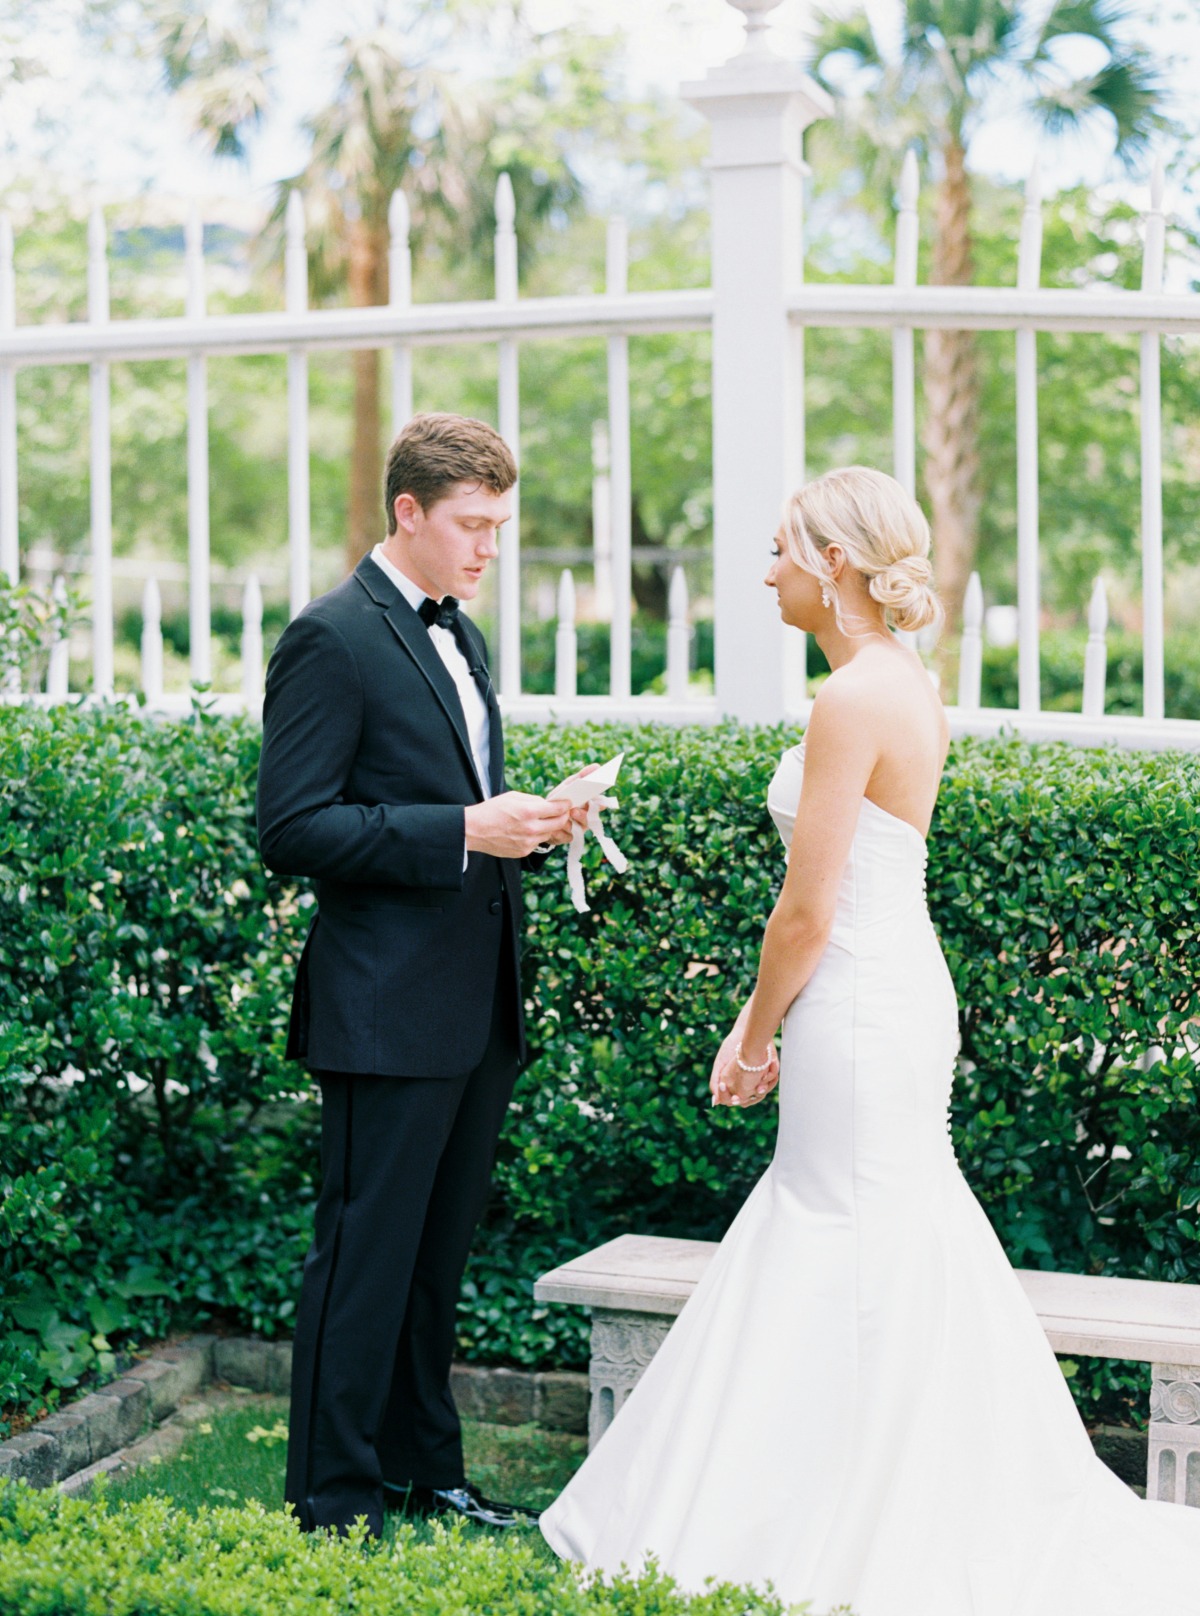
[893,150,919,496]
[684,10,831,722]
[1082,575,1108,720]
[606,215,633,700]
[957,571,983,710]
[88,206,114,696]
[1140,159,1166,722]
[185,205,212,686]
[667,565,691,701]
[286,191,311,619]
[0,213,17,588]
[555,568,577,699]
[242,573,264,706]
[46,575,69,701]
[141,576,163,704]
[495,173,521,695]
[389,189,413,433]
[1016,159,1042,713]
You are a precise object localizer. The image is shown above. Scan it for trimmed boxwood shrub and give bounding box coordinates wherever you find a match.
[2,706,1198,1433]
[0,1480,807,1616]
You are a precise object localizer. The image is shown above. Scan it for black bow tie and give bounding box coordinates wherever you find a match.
[418,595,460,631]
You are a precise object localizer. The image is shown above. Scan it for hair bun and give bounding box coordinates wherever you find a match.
[868,555,941,633]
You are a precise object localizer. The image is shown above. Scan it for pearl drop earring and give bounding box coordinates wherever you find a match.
[821,586,832,609]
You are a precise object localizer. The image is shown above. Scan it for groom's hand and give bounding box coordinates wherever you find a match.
[465,792,573,859]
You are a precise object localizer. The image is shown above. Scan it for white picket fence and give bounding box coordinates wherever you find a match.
[3,0,1199,749]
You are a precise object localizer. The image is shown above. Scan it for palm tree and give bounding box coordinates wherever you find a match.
[809,0,1164,633]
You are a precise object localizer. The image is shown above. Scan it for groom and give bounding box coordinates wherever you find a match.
[258,412,577,1539]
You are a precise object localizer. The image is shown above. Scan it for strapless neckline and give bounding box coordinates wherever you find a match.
[786,741,928,851]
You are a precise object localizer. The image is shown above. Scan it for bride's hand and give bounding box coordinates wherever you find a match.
[708,1007,751,1099]
[710,1040,780,1108]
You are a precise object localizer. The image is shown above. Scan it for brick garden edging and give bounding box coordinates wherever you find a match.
[0,1337,588,1492]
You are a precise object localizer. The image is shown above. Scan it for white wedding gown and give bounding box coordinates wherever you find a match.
[540,742,1200,1615]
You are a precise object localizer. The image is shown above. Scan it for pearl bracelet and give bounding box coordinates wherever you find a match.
[734,1041,772,1074]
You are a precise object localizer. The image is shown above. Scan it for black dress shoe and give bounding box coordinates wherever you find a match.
[384,1480,539,1529]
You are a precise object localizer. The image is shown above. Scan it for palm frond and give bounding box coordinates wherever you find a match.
[1032,53,1166,157]
[1032,0,1130,58]
[807,6,885,90]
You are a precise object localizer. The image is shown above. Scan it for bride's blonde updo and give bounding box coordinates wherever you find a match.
[781,466,944,635]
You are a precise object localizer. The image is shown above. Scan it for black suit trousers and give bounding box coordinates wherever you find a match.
[283,931,521,1537]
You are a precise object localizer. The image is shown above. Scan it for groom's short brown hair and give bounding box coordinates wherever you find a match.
[384,413,517,532]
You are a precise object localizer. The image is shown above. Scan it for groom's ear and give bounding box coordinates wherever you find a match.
[392,492,422,536]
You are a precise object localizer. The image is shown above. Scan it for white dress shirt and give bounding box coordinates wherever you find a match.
[369,545,493,868]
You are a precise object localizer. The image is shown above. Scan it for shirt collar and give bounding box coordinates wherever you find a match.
[369,543,436,616]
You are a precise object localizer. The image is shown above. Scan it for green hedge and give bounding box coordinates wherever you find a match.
[2,707,1199,1434]
[0,1480,805,1616]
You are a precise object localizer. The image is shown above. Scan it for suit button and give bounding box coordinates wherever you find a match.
[489,899,502,915]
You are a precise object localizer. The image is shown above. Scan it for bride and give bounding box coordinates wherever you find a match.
[539,466,1200,1614]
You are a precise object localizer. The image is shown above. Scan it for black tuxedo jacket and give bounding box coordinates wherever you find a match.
[256,555,534,1078]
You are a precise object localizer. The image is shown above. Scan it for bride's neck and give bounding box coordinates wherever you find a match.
[813,610,892,671]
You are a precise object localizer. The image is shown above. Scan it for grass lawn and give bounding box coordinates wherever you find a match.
[104,1394,587,1553]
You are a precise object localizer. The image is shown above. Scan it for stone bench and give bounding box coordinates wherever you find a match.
[535,1233,1200,1507]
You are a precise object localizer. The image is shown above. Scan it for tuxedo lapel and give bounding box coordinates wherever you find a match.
[486,679,504,795]
[456,615,505,795]
[353,558,485,802]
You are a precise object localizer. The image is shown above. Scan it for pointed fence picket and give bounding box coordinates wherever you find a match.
[185,205,212,688]
[1083,578,1109,722]
[389,189,413,434]
[495,174,521,698]
[46,576,69,702]
[285,192,311,621]
[241,574,264,707]
[555,570,577,699]
[140,577,163,704]
[88,207,114,698]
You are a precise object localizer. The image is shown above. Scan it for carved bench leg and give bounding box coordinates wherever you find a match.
[1147,1363,1200,1507]
[588,1309,673,1452]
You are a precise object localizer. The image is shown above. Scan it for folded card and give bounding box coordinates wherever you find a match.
[547,751,624,806]
[547,753,627,913]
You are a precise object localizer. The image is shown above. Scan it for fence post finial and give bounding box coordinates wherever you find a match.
[726,0,785,61]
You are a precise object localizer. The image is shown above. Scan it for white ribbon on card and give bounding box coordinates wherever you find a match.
[548,752,628,913]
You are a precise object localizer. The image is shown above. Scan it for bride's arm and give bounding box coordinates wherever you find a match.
[719,678,879,1100]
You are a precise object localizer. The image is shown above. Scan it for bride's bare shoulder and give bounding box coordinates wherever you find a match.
[812,645,946,748]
